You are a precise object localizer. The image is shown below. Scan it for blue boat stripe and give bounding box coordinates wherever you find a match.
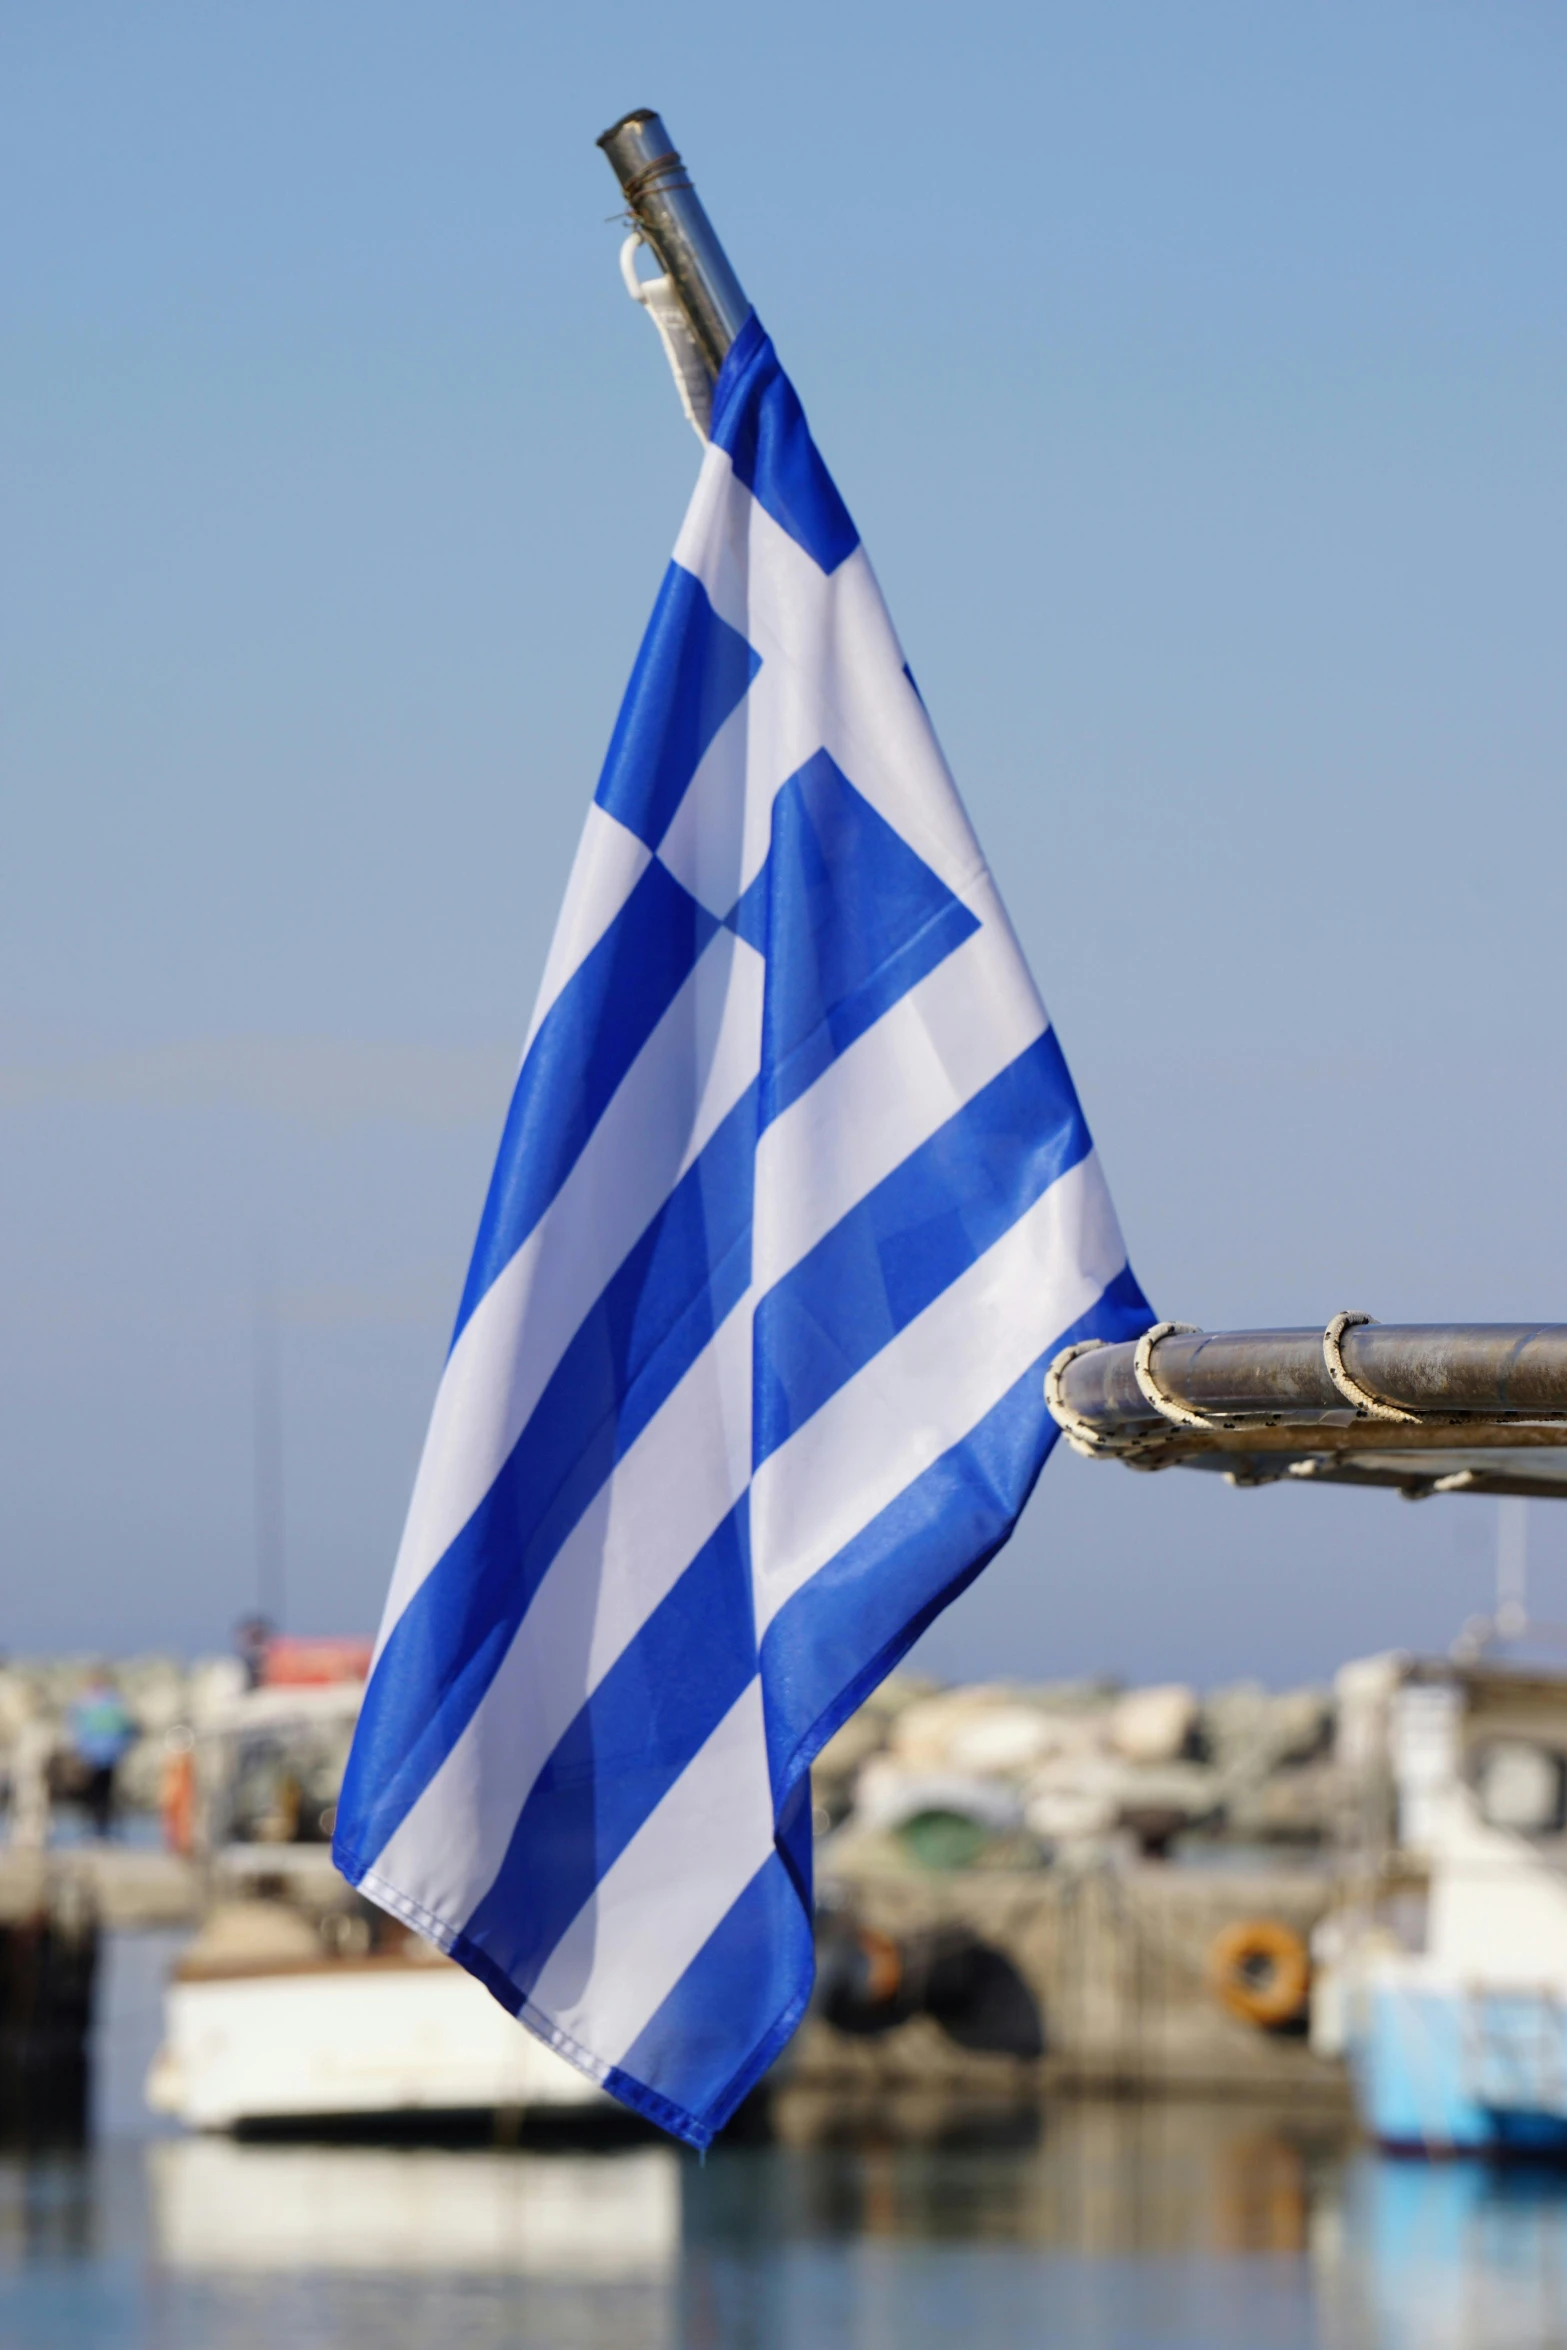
[752,1031,1093,1470]
[458,1503,758,2004]
[594,563,762,852]
[758,1265,1154,1806]
[337,1087,758,1867]
[452,858,719,1346]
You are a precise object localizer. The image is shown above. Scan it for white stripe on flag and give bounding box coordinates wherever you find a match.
[816,550,989,899]
[749,1151,1127,1639]
[366,1295,755,1919]
[654,648,820,922]
[522,804,652,1057]
[673,458,987,900]
[528,1674,776,2067]
[373,925,763,1664]
[374,918,1066,1901]
[750,897,1048,1297]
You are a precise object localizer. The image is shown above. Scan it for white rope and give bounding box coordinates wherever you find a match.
[1043,1338,1115,1457]
[1132,1322,1234,1431]
[1044,1335,1191,1460]
[620,234,712,443]
[1321,1311,1421,1423]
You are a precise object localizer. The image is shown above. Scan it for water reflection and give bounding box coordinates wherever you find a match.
[759,2094,1334,2254]
[151,2140,679,2276]
[1316,2158,1567,2350]
[4,2103,1567,2347]
[1,2144,681,2350]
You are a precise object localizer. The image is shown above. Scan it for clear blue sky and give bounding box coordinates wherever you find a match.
[4,1,1565,1679]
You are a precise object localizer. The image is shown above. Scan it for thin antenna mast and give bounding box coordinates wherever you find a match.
[252,1234,286,1630]
[1497,1495,1529,1641]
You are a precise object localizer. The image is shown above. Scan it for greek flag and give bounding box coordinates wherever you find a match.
[335,313,1151,2147]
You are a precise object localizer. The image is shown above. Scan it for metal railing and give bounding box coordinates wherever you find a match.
[1046,1320,1567,1500]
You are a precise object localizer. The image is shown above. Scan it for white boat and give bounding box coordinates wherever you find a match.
[147,1921,606,2132]
[1313,1657,1567,2154]
[147,1672,606,2132]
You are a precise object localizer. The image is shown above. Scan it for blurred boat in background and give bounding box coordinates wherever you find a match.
[142,1672,607,2132]
[1313,1656,1567,2155]
[12,1626,1567,2144]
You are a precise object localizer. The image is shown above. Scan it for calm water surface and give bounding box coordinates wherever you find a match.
[4,1936,1567,2348]
[9,2110,1567,2349]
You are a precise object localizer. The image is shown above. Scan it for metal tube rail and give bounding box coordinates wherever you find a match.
[597,110,751,379]
[1054,1324,1567,1441]
[1046,1323,1567,1500]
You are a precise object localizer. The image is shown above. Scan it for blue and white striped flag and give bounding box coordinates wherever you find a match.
[335,313,1151,2147]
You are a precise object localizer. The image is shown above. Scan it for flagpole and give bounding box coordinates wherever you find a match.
[597,111,750,378]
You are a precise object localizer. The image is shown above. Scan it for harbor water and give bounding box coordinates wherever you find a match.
[10,2103,1567,2348]
[6,1938,1567,2349]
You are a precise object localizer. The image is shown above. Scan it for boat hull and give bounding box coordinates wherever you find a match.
[1356,1970,1567,2156]
[147,1959,606,2131]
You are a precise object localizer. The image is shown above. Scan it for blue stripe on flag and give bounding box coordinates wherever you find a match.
[604,1780,816,2147]
[459,1502,756,2001]
[452,859,720,1345]
[758,1265,1154,1805]
[709,314,859,577]
[594,563,762,852]
[734,748,979,1129]
[752,1032,1091,1468]
[337,1092,757,1869]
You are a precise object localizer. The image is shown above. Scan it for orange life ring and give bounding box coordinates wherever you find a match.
[1208,1917,1310,2028]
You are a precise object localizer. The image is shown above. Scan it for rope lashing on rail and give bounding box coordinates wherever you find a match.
[1132,1322,1241,1432]
[1043,1338,1116,1456]
[620,233,712,441]
[1045,1329,1226,1458]
[1046,1313,1567,1501]
[1321,1311,1422,1423]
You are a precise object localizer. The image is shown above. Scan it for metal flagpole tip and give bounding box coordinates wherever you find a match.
[596,107,665,155]
[595,107,750,377]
